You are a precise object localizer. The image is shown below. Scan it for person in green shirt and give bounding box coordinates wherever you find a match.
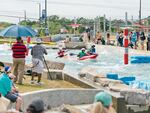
[77,48,87,58]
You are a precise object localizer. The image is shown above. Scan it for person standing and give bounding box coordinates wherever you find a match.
[147,30,150,51]
[96,31,102,44]
[131,31,137,49]
[31,38,47,85]
[106,32,110,45]
[12,37,27,84]
[139,30,146,50]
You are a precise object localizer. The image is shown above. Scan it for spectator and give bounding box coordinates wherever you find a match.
[147,30,150,51]
[139,30,146,50]
[131,31,137,49]
[26,98,44,113]
[0,61,5,73]
[118,31,124,47]
[0,66,22,112]
[106,33,110,45]
[116,32,120,46]
[31,38,47,85]
[90,92,116,113]
[96,31,102,44]
[12,37,27,84]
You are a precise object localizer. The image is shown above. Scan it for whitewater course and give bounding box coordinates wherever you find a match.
[0,42,150,113]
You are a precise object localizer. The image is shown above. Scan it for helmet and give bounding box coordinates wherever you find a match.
[92,45,95,47]
[95,92,112,107]
[81,48,85,51]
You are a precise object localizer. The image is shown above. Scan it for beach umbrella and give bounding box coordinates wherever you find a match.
[0,25,37,37]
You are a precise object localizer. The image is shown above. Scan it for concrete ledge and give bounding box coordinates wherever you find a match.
[64,72,95,88]
[120,90,150,106]
[21,89,101,111]
[42,69,63,80]
[65,42,86,49]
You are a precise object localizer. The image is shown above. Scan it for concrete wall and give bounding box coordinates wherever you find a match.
[21,89,101,111]
[65,42,86,49]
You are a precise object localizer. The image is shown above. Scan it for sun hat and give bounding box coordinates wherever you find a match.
[36,38,42,44]
[94,92,112,107]
[28,98,44,112]
[4,66,11,73]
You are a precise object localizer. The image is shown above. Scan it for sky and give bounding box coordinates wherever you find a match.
[0,0,149,23]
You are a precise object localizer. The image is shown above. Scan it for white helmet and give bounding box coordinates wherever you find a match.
[81,48,85,51]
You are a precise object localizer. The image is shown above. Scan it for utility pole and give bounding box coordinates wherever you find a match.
[99,16,101,32]
[93,18,96,38]
[38,3,41,21]
[131,15,134,26]
[109,17,111,34]
[38,3,41,36]
[125,12,128,27]
[139,0,141,25]
[24,10,27,26]
[45,0,47,28]
[103,14,106,40]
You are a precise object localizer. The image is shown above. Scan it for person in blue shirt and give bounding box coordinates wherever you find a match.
[88,45,96,55]
[131,31,137,49]
[0,66,22,112]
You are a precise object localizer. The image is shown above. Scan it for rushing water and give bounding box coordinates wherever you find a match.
[0,44,150,81]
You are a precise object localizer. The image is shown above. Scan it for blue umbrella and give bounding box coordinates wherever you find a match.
[0,25,37,37]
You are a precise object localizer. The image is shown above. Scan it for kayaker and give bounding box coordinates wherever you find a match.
[88,45,96,55]
[77,48,87,58]
[57,48,65,57]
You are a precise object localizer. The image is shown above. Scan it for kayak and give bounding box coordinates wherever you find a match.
[78,54,98,60]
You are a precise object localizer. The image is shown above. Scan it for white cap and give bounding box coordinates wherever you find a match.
[36,38,42,43]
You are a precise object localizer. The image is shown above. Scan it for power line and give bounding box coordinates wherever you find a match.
[0,14,38,20]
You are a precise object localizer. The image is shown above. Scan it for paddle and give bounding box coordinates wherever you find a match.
[56,54,68,58]
[43,56,52,80]
[69,53,78,56]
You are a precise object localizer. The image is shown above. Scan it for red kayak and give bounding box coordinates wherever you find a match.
[78,54,98,60]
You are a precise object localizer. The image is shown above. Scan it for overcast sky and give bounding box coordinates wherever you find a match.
[0,0,149,23]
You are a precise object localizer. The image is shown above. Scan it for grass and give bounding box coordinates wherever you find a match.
[15,76,81,93]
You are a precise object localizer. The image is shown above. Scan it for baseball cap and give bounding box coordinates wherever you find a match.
[4,66,11,73]
[28,98,44,112]
[94,92,112,107]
